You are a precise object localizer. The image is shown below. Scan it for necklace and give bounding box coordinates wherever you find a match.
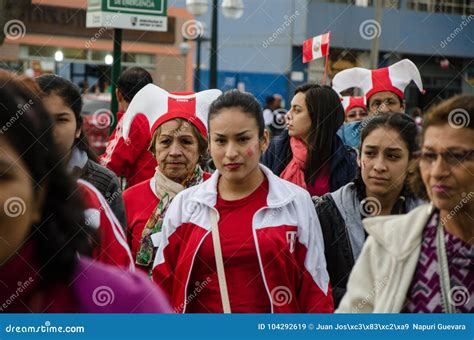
[436,217,455,313]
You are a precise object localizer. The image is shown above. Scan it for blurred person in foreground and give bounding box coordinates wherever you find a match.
[0,70,171,313]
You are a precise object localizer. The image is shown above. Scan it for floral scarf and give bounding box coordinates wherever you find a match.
[136,165,205,277]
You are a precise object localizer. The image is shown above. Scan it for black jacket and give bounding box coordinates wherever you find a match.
[79,159,127,229]
[313,187,422,307]
[313,194,355,307]
[261,130,357,192]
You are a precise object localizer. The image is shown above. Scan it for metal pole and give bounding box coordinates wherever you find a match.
[110,28,122,133]
[370,1,382,69]
[195,36,202,91]
[209,0,218,88]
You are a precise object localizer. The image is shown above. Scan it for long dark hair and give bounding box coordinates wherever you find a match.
[0,70,91,284]
[35,74,97,161]
[294,84,345,185]
[354,113,419,203]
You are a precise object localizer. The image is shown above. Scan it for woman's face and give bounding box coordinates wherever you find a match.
[209,108,269,184]
[346,107,368,123]
[42,94,80,161]
[359,127,411,198]
[420,124,474,213]
[154,120,200,183]
[0,137,43,263]
[287,92,312,141]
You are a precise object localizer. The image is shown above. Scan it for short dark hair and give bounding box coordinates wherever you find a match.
[0,70,91,284]
[117,67,153,103]
[35,74,97,160]
[208,90,265,138]
[265,95,275,106]
[354,112,419,201]
[294,84,345,185]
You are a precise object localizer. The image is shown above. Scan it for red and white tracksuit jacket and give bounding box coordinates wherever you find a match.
[152,165,334,313]
[78,179,134,271]
[99,112,157,188]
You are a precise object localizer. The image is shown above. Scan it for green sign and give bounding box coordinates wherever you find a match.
[86,0,168,32]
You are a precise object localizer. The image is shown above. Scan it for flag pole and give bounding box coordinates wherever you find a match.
[322,55,329,85]
[322,31,331,85]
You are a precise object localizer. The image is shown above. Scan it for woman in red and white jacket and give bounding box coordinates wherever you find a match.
[153,90,334,313]
[121,84,221,277]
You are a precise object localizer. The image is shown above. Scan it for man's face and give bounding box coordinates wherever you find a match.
[368,91,405,114]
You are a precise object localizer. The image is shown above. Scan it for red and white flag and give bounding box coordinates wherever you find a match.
[302,32,330,63]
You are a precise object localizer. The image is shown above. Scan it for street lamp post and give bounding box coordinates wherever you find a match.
[210,0,218,88]
[186,0,244,89]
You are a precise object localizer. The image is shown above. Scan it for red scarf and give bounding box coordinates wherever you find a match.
[280,137,331,196]
[280,137,308,189]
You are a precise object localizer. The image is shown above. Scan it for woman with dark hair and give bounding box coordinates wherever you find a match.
[262,84,356,196]
[121,84,221,277]
[313,113,421,307]
[153,90,333,313]
[35,75,126,228]
[0,70,170,313]
[337,95,473,313]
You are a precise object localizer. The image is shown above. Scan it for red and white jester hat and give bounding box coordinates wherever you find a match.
[332,59,424,101]
[341,96,366,113]
[121,84,222,140]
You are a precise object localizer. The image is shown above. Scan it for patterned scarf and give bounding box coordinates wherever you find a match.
[136,165,205,277]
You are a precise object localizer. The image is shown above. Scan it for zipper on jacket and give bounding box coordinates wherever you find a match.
[252,207,276,313]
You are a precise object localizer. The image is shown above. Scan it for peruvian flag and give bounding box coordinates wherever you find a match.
[302,32,330,63]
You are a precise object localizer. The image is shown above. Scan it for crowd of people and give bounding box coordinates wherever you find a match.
[0,57,472,314]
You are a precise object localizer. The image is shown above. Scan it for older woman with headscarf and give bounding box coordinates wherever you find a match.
[122,84,221,277]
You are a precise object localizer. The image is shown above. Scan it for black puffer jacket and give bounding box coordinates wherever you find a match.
[79,159,127,229]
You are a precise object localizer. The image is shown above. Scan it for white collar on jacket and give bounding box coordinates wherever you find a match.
[363,203,435,259]
[190,164,298,209]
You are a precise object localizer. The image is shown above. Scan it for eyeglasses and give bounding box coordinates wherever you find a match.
[419,149,474,166]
